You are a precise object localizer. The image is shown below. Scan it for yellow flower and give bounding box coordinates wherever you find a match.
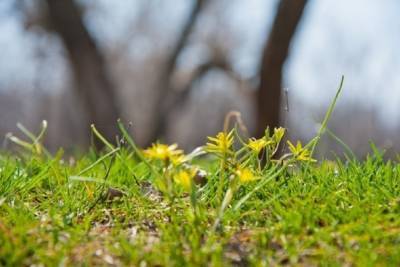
[173,170,193,190]
[144,143,184,162]
[272,127,285,144]
[247,138,271,153]
[235,167,256,183]
[287,141,316,162]
[170,154,187,166]
[205,130,234,154]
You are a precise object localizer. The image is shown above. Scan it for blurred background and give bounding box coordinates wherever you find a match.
[1,0,399,157]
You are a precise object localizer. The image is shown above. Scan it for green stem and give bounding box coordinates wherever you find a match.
[117,119,159,178]
[310,76,344,157]
[233,161,289,211]
[76,148,120,176]
[212,185,235,232]
[91,124,115,150]
[216,155,226,205]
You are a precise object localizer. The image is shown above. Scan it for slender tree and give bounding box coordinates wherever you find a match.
[45,0,121,145]
[256,0,308,137]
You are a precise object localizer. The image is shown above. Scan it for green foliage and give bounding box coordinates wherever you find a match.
[3,77,400,265]
[2,143,400,266]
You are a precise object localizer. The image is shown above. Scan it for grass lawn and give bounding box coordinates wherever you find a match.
[1,118,400,266]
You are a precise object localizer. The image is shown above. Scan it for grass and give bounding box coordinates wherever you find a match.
[1,144,400,266]
[2,77,400,266]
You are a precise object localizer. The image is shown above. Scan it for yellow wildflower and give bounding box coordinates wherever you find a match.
[235,167,256,183]
[173,170,193,190]
[144,143,183,162]
[247,138,271,153]
[205,130,234,154]
[170,154,187,166]
[287,141,316,162]
[272,127,285,144]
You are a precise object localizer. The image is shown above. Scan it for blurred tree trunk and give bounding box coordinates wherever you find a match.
[256,0,308,137]
[145,0,208,146]
[46,0,120,145]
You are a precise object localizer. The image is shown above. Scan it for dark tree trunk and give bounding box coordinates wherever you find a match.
[256,0,308,137]
[46,0,121,145]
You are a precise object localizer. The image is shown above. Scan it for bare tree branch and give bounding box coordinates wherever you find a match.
[145,0,209,145]
[169,54,250,109]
